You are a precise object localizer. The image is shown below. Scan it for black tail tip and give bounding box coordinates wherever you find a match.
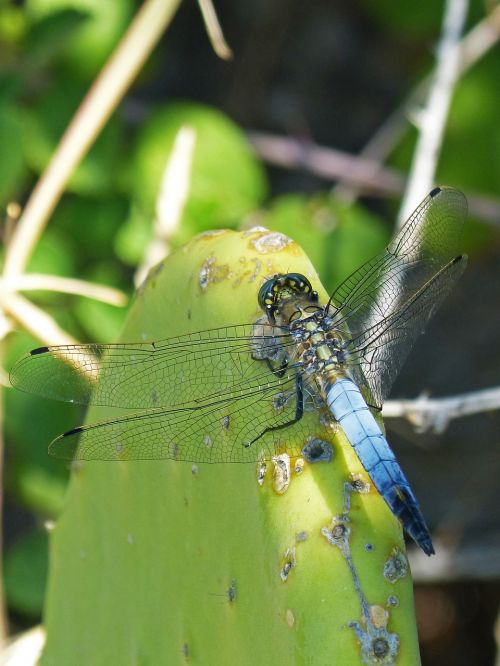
[421,540,435,556]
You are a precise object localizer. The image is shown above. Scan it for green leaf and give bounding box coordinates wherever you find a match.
[4,529,49,618]
[359,0,448,35]
[6,332,74,515]
[0,6,28,45]
[438,64,500,194]
[21,79,124,196]
[5,383,74,514]
[14,466,68,517]
[131,102,268,240]
[74,261,127,342]
[25,0,135,78]
[0,101,26,205]
[114,203,154,266]
[324,197,391,290]
[74,300,126,343]
[25,8,91,65]
[262,194,389,294]
[53,194,130,262]
[27,228,77,276]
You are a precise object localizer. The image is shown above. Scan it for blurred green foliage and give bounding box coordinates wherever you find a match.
[4,529,48,618]
[0,0,497,624]
[117,102,268,263]
[26,0,135,78]
[23,80,126,195]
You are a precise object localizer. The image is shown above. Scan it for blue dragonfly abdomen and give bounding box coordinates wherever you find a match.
[326,377,434,555]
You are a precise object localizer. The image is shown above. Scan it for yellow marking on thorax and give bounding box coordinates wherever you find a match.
[300,320,347,392]
[303,321,333,360]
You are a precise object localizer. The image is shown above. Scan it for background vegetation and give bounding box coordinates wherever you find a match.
[0,0,499,664]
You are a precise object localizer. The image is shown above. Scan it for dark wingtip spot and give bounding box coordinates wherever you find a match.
[63,426,83,437]
[429,186,442,198]
[31,346,49,356]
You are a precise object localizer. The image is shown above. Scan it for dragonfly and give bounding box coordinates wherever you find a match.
[10,186,467,556]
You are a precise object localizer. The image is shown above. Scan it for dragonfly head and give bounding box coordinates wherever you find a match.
[258,273,319,324]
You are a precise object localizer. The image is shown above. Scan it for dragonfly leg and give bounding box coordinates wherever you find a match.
[245,373,304,448]
[265,357,288,379]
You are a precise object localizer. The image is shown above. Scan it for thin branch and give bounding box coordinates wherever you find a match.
[197,0,233,60]
[1,292,78,348]
[3,0,183,278]
[1,291,99,387]
[382,386,500,434]
[0,275,127,306]
[135,126,196,287]
[375,7,500,161]
[249,131,500,226]
[398,0,468,225]
[0,625,45,665]
[0,307,13,344]
[248,132,405,194]
[458,4,500,72]
[335,5,500,202]
[467,192,500,224]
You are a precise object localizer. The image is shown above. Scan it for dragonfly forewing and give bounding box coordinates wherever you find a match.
[10,324,296,409]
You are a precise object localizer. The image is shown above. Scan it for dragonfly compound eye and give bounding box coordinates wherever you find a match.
[258,273,317,321]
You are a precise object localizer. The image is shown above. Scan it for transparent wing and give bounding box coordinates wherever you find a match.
[330,187,466,329]
[10,323,295,409]
[48,376,334,462]
[346,254,467,407]
[329,186,467,404]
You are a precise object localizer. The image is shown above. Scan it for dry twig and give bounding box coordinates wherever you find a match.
[0,275,127,306]
[383,386,500,434]
[1,292,78,349]
[197,0,233,60]
[398,0,469,224]
[3,0,183,278]
[249,131,500,226]
[335,5,500,202]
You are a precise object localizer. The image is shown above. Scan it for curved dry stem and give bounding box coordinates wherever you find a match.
[383,386,500,434]
[334,5,500,203]
[398,0,468,225]
[0,275,127,306]
[197,0,233,60]
[1,292,78,347]
[3,0,183,279]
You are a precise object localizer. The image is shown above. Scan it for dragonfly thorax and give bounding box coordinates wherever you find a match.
[290,313,349,382]
[258,273,349,380]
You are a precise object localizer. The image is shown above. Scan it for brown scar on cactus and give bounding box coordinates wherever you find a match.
[383,548,409,584]
[279,547,297,582]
